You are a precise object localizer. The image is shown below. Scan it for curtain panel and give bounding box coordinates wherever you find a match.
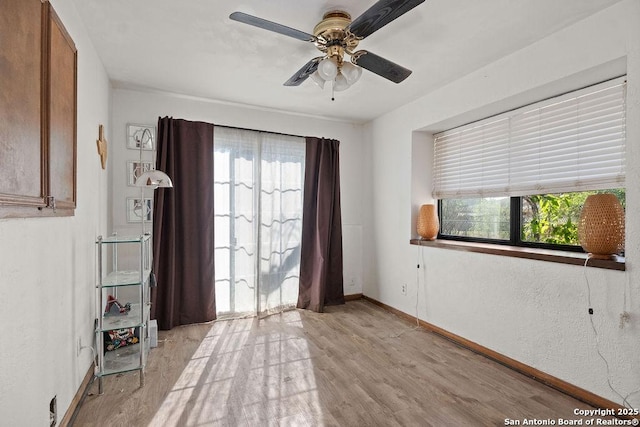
[152,117,216,330]
[213,128,305,317]
[297,137,345,312]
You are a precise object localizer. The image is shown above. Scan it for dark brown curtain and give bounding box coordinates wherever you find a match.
[151,117,216,330]
[297,137,345,312]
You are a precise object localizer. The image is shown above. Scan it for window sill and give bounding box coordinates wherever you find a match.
[409,239,625,271]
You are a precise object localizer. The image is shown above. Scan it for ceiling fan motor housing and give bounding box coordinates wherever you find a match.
[313,10,360,63]
[313,10,351,37]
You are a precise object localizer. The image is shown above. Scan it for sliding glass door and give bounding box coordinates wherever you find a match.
[214,128,305,318]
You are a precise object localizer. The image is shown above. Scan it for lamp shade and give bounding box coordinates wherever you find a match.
[317,57,338,81]
[577,193,624,259]
[135,170,173,188]
[333,72,350,92]
[342,62,362,85]
[310,71,325,89]
[417,204,439,240]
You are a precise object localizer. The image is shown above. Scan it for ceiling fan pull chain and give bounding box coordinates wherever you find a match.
[332,79,335,101]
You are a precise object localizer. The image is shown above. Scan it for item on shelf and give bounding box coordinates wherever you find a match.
[104,328,139,352]
[104,294,131,316]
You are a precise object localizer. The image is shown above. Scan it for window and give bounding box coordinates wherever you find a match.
[440,197,510,241]
[441,190,625,251]
[520,190,626,248]
[214,128,305,318]
[434,77,626,251]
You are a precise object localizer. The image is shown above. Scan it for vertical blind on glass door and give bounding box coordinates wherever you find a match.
[433,77,626,199]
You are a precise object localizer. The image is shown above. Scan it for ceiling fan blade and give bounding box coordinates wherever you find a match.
[351,50,412,83]
[284,57,324,86]
[347,0,425,39]
[229,12,316,42]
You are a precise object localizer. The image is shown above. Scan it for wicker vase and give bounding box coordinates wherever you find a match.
[577,194,625,259]
[417,204,439,240]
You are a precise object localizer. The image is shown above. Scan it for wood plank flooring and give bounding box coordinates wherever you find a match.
[71,300,598,426]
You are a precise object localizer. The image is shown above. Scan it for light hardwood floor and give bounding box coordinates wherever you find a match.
[71,300,598,426]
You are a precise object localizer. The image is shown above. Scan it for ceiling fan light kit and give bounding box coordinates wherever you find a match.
[317,57,339,81]
[310,70,326,89]
[333,73,350,92]
[342,62,363,85]
[230,0,425,99]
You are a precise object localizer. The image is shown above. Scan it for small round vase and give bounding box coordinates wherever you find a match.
[417,204,439,240]
[577,194,624,259]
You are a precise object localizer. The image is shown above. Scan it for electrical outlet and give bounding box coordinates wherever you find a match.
[348,277,356,288]
[401,284,407,295]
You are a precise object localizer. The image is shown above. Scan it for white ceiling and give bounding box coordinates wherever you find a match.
[72,0,622,123]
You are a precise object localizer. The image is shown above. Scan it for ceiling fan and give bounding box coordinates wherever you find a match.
[229,0,425,95]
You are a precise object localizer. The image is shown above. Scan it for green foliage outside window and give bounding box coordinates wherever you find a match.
[521,189,625,246]
[440,197,510,240]
[440,189,625,248]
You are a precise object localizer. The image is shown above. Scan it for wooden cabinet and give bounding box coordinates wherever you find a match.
[0,0,77,218]
[47,5,78,212]
[0,0,45,211]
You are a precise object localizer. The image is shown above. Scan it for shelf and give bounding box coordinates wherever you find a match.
[95,233,151,391]
[100,269,151,287]
[99,303,149,332]
[409,239,625,271]
[98,234,151,244]
[98,343,144,377]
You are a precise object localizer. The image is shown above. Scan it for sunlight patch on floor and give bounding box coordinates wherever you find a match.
[149,310,323,426]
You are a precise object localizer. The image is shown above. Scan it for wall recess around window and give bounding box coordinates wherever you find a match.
[0,0,77,218]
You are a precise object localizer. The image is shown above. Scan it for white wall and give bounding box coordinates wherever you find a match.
[109,88,366,296]
[0,0,111,424]
[3,1,633,422]
[365,0,640,406]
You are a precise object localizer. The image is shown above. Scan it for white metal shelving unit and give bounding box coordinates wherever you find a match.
[95,234,151,394]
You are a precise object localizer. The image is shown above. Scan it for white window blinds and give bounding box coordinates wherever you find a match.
[433,77,626,198]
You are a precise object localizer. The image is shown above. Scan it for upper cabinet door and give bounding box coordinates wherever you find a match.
[0,0,47,211]
[0,0,77,218]
[47,4,77,211]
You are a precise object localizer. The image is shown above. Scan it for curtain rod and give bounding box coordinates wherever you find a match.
[160,117,327,140]
[215,123,307,140]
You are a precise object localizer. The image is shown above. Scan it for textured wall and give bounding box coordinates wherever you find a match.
[364,0,640,406]
[0,0,111,424]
